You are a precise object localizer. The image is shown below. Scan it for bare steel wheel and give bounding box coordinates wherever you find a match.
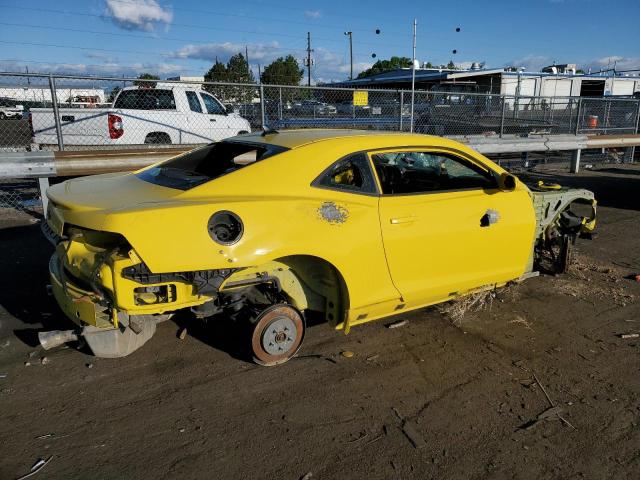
[250,304,304,366]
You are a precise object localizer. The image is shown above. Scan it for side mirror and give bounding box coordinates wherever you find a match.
[498,172,517,191]
[225,105,234,114]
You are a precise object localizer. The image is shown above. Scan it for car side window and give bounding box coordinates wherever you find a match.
[316,153,377,194]
[186,91,203,113]
[199,92,226,115]
[370,151,496,195]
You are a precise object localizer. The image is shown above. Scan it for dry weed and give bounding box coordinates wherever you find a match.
[439,289,496,325]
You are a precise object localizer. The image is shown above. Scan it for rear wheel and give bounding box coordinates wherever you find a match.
[249,304,304,366]
[144,132,171,144]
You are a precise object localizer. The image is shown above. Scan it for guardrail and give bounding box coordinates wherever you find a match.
[2,134,639,180]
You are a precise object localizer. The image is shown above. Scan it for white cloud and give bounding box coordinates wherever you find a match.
[0,59,185,77]
[104,0,173,32]
[504,54,552,72]
[506,54,640,73]
[304,10,321,19]
[586,55,640,72]
[171,41,283,63]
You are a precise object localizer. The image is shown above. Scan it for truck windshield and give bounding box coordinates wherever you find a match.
[137,141,288,190]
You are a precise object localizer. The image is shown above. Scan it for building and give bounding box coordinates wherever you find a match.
[333,65,640,98]
[0,86,106,104]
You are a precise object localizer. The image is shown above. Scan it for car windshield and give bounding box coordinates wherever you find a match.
[137,141,288,190]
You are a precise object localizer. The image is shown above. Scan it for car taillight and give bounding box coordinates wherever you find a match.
[108,113,124,139]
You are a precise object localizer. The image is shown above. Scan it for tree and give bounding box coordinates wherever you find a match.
[261,55,304,85]
[203,60,230,99]
[133,73,159,88]
[446,61,457,70]
[203,54,255,103]
[108,86,122,103]
[356,56,412,79]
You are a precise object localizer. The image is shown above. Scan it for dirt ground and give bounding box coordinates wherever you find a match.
[1,166,639,480]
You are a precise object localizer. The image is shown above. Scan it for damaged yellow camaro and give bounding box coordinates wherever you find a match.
[41,130,596,364]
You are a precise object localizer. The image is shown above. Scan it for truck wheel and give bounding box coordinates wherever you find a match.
[144,132,171,144]
[249,304,304,366]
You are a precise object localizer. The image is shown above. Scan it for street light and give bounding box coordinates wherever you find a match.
[344,31,353,80]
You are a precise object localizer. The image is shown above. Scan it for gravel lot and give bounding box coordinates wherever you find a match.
[0,166,639,480]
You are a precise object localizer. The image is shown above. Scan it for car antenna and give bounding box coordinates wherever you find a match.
[261,126,279,136]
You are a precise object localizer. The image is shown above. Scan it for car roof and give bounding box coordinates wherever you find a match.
[232,129,442,149]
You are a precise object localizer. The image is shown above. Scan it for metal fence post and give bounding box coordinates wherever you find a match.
[569,149,581,174]
[48,74,64,151]
[499,96,506,138]
[399,91,404,131]
[574,97,582,135]
[630,100,640,163]
[278,87,283,121]
[38,177,50,212]
[259,84,266,129]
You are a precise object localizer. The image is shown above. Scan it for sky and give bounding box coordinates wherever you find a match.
[0,0,638,83]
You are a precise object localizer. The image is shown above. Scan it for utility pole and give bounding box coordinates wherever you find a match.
[344,31,353,80]
[410,19,417,132]
[245,45,250,77]
[306,32,313,86]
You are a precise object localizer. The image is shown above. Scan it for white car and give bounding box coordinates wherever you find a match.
[0,98,24,120]
[30,85,251,146]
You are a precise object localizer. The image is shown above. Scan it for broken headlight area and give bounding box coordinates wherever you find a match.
[122,262,239,296]
[134,285,177,305]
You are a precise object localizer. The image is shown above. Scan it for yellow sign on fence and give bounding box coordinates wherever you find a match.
[353,90,368,106]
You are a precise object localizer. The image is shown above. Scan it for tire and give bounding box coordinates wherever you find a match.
[144,132,171,144]
[249,304,304,366]
[557,235,574,274]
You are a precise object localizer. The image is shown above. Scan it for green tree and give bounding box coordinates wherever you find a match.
[108,86,122,103]
[356,56,412,79]
[261,55,305,103]
[133,73,160,88]
[261,55,304,85]
[204,54,255,103]
[203,60,230,99]
[446,61,457,70]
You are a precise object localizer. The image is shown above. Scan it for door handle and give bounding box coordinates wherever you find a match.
[210,118,216,122]
[480,209,500,227]
[390,216,416,225]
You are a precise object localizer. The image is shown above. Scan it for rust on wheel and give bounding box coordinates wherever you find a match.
[250,304,304,366]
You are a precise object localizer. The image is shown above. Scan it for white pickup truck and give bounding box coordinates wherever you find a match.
[30,85,251,146]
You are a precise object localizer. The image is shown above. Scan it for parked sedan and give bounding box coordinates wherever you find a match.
[0,97,24,119]
[291,100,337,116]
[41,130,596,364]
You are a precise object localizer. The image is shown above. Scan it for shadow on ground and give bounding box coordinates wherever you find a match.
[521,166,640,211]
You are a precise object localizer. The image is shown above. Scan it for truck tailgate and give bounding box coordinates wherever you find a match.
[31,108,110,145]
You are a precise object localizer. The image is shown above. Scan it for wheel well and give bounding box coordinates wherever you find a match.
[275,255,350,328]
[144,132,171,144]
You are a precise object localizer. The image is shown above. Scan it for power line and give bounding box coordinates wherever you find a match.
[0,22,311,55]
[0,4,406,49]
[0,58,202,74]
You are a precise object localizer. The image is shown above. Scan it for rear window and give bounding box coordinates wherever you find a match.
[114,89,176,110]
[137,141,288,190]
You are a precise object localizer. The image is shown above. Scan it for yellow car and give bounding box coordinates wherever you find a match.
[41,130,596,365]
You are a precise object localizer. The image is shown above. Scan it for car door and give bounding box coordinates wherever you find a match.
[372,148,535,307]
[183,90,210,143]
[199,91,230,141]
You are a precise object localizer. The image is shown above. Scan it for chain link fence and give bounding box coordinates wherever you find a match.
[1,72,639,214]
[1,72,639,152]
